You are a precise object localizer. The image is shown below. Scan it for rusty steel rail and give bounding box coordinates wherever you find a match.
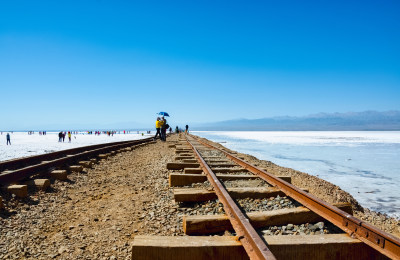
[191,134,400,260]
[0,137,154,184]
[185,135,276,260]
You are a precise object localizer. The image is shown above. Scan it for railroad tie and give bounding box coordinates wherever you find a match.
[98,154,108,160]
[175,150,192,154]
[205,160,232,163]
[201,156,222,159]
[212,168,249,173]
[69,165,83,173]
[50,170,68,180]
[131,236,246,260]
[131,234,384,260]
[169,173,291,187]
[79,161,93,169]
[176,145,191,148]
[183,168,203,174]
[24,179,50,191]
[3,184,28,198]
[177,153,193,157]
[183,203,353,235]
[181,167,249,174]
[166,162,200,170]
[181,159,198,163]
[208,163,237,167]
[174,156,195,161]
[173,187,307,202]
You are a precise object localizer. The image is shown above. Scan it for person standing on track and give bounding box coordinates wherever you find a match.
[6,133,11,145]
[160,116,168,141]
[185,125,189,133]
[154,117,162,140]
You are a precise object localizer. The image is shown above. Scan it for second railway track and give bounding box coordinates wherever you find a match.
[132,134,400,260]
[0,137,155,205]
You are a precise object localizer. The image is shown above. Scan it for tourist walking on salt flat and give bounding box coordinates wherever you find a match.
[6,133,11,145]
[68,131,72,142]
[154,117,162,140]
[58,131,63,142]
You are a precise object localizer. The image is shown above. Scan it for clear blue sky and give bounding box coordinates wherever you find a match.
[1,0,399,130]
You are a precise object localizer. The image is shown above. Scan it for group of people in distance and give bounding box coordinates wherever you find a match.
[58,131,72,142]
[154,116,170,141]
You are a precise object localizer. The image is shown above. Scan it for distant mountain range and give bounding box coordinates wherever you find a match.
[192,111,400,131]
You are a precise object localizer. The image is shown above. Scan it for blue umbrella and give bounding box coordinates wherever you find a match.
[157,112,170,117]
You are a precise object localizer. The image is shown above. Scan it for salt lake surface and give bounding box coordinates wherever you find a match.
[0,131,152,162]
[193,131,400,218]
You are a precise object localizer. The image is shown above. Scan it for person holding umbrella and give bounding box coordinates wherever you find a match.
[157,112,170,141]
[154,117,162,140]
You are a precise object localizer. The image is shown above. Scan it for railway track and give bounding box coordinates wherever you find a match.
[132,134,400,260]
[0,137,155,205]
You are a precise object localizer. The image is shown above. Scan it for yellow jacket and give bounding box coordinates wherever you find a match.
[156,120,162,128]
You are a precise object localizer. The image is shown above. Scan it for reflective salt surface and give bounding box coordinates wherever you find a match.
[193,131,400,218]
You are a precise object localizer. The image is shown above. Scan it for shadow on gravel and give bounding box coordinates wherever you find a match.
[43,186,59,194]
[64,179,76,184]
[0,193,37,219]
[0,209,17,219]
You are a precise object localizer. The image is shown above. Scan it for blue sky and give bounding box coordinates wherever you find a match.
[1,0,399,130]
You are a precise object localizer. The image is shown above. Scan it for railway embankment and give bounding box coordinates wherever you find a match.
[0,134,398,259]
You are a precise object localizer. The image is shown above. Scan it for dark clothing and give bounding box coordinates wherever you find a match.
[154,128,162,139]
[6,134,11,145]
[161,122,169,141]
[159,121,168,141]
[161,128,167,141]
